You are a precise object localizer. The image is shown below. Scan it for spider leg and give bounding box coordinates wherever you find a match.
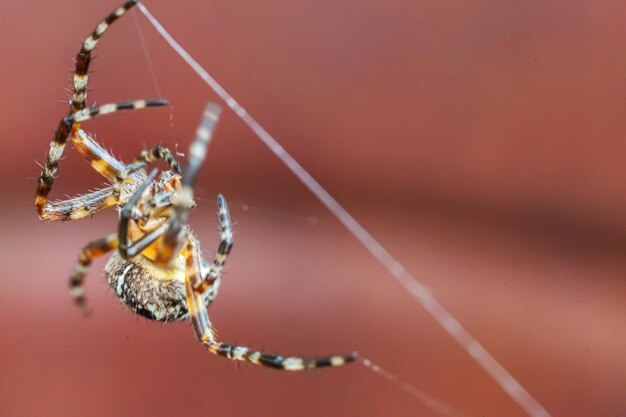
[72,129,126,180]
[156,103,222,267]
[70,233,119,314]
[71,0,139,113]
[194,194,233,294]
[69,100,167,124]
[133,146,182,174]
[35,99,168,218]
[183,247,356,370]
[41,186,117,222]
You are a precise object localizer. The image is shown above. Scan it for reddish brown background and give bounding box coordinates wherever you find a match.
[0,0,625,416]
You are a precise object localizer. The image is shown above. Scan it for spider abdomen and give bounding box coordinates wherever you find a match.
[105,251,190,321]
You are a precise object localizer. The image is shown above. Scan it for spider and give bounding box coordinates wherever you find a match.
[35,0,356,371]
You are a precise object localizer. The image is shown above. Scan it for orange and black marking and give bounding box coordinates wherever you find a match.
[70,233,119,313]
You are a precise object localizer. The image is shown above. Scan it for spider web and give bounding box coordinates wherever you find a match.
[128,3,553,416]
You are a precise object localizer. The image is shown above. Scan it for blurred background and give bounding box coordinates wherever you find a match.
[1,0,625,416]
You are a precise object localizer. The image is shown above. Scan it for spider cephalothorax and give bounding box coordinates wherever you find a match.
[35,0,355,371]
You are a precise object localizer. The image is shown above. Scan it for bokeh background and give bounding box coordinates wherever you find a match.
[1,0,625,416]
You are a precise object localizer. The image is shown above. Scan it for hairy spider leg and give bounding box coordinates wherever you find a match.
[72,130,126,180]
[71,0,139,113]
[194,194,233,293]
[40,187,118,222]
[70,233,120,314]
[182,234,221,306]
[36,99,168,218]
[183,260,356,370]
[133,146,181,174]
